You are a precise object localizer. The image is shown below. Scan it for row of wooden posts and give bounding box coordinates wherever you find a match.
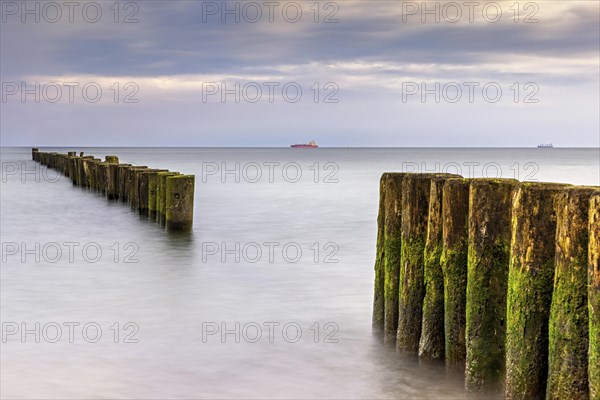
[372,173,599,399]
[31,148,195,232]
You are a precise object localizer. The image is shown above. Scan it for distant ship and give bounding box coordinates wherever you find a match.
[291,140,318,148]
[537,143,554,148]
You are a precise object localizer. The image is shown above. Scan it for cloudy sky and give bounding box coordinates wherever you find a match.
[1,0,598,147]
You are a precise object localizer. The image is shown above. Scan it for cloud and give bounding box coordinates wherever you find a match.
[1,0,598,146]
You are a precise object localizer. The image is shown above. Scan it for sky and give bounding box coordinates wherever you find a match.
[1,0,599,147]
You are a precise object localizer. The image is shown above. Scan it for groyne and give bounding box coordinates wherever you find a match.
[372,172,599,399]
[31,148,195,232]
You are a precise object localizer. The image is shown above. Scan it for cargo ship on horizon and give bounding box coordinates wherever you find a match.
[291,140,318,148]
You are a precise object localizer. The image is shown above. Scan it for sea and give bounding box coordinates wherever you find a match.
[1,147,598,399]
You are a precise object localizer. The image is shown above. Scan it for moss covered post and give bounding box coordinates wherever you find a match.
[589,194,600,400]
[547,187,596,398]
[440,178,470,369]
[372,174,387,337]
[505,183,568,399]
[139,170,167,216]
[147,172,162,221]
[165,175,195,232]
[465,178,517,391]
[397,173,455,353]
[396,173,430,353]
[157,172,180,226]
[419,174,460,359]
[380,173,405,345]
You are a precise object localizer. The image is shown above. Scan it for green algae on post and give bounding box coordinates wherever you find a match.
[147,172,161,221]
[440,178,470,369]
[157,172,180,226]
[381,173,405,346]
[547,187,595,399]
[589,194,600,400]
[397,173,457,354]
[419,175,459,360]
[505,182,568,400]
[465,178,517,392]
[105,156,119,164]
[139,170,168,216]
[166,175,195,232]
[372,174,387,336]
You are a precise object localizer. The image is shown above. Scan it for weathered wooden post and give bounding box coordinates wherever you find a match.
[138,169,167,216]
[67,151,76,157]
[97,163,109,194]
[117,164,132,201]
[396,173,430,353]
[465,178,517,391]
[380,173,405,345]
[79,157,94,188]
[420,174,460,359]
[397,173,456,353]
[147,172,162,221]
[547,187,596,398]
[104,156,120,200]
[129,167,148,210]
[89,159,101,191]
[440,178,470,369]
[157,172,180,226]
[372,174,387,337]
[505,182,568,399]
[68,156,79,185]
[589,194,600,400]
[31,148,39,161]
[105,156,119,164]
[165,175,195,232]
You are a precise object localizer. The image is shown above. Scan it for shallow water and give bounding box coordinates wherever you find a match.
[1,147,598,399]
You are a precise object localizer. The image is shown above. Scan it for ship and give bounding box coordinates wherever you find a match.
[291,140,318,148]
[537,143,554,148]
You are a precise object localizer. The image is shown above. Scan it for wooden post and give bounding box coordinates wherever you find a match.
[31,148,39,161]
[69,156,79,185]
[589,194,600,400]
[165,175,195,232]
[79,157,94,188]
[147,172,161,221]
[465,178,517,392]
[117,164,132,202]
[440,178,470,369]
[380,173,405,346]
[106,164,119,200]
[397,173,457,353]
[419,174,459,359]
[547,187,596,398]
[138,170,167,216]
[128,167,148,209]
[157,172,180,226]
[373,174,387,337]
[505,182,568,399]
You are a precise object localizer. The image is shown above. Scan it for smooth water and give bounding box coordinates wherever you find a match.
[1,147,598,399]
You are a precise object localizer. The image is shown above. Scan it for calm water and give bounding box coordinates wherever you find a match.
[1,147,598,399]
